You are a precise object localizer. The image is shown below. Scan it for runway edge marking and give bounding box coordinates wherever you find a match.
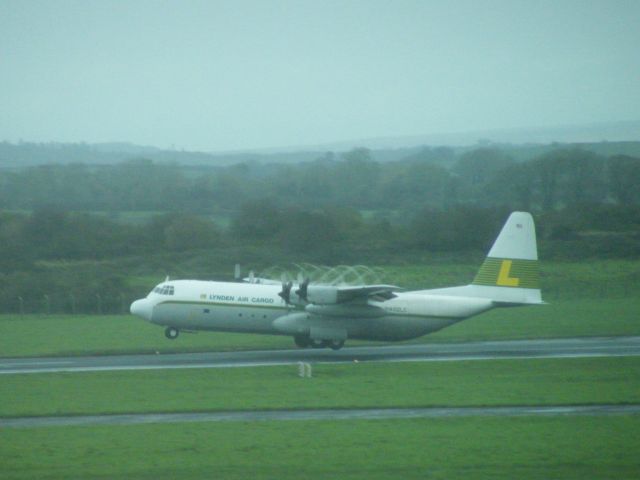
[3,404,640,429]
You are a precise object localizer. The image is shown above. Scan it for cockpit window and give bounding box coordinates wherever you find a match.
[153,285,175,295]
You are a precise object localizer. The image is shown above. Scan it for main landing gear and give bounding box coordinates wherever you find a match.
[293,335,345,350]
[165,327,179,340]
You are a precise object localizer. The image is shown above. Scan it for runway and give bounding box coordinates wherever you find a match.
[2,336,640,375]
[3,404,640,429]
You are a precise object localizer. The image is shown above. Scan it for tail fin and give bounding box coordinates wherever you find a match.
[420,212,543,304]
[470,211,542,304]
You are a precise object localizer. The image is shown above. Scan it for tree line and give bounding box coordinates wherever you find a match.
[1,147,639,215]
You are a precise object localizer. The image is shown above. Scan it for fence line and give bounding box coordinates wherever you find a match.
[9,293,138,315]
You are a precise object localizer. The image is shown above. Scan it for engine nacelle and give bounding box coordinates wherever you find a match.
[272,312,347,341]
[305,285,340,305]
[272,312,310,335]
[281,280,340,306]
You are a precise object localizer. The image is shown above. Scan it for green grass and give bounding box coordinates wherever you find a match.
[2,357,639,418]
[1,416,638,479]
[0,314,294,358]
[424,297,640,342]
[1,296,639,358]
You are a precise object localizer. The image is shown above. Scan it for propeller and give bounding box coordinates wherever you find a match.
[278,281,293,304]
[295,278,310,302]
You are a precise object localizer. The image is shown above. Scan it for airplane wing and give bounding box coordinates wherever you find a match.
[334,285,400,302]
[304,284,401,304]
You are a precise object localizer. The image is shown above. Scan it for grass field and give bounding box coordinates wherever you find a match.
[2,357,639,417]
[2,416,638,479]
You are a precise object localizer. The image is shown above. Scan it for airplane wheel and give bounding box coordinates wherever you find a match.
[165,327,179,340]
[329,340,345,351]
[294,335,310,348]
[310,339,326,349]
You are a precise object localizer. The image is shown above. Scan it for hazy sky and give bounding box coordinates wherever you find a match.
[1,0,639,151]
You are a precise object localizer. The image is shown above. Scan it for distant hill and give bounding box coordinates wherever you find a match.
[1,119,639,169]
[0,141,436,168]
[303,120,640,151]
[0,141,328,169]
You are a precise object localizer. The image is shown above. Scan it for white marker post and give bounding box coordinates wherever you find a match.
[297,362,312,378]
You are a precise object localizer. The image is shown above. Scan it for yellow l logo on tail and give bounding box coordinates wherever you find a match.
[497,260,520,287]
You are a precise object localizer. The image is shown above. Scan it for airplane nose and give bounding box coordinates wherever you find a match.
[130,299,153,321]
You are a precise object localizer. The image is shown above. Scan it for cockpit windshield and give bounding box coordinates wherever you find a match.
[153,285,175,296]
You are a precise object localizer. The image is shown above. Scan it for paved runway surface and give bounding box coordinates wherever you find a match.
[3,404,640,429]
[2,336,640,375]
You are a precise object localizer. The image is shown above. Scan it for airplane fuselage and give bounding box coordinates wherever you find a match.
[131,280,493,342]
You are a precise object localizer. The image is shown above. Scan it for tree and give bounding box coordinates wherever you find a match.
[484,162,534,210]
[230,200,284,241]
[335,149,380,207]
[381,162,451,210]
[529,149,606,209]
[276,209,344,260]
[453,148,514,202]
[162,214,221,251]
[608,155,640,204]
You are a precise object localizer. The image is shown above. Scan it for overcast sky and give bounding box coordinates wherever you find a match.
[1,0,639,151]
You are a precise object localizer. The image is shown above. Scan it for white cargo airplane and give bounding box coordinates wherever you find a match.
[130,211,543,350]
